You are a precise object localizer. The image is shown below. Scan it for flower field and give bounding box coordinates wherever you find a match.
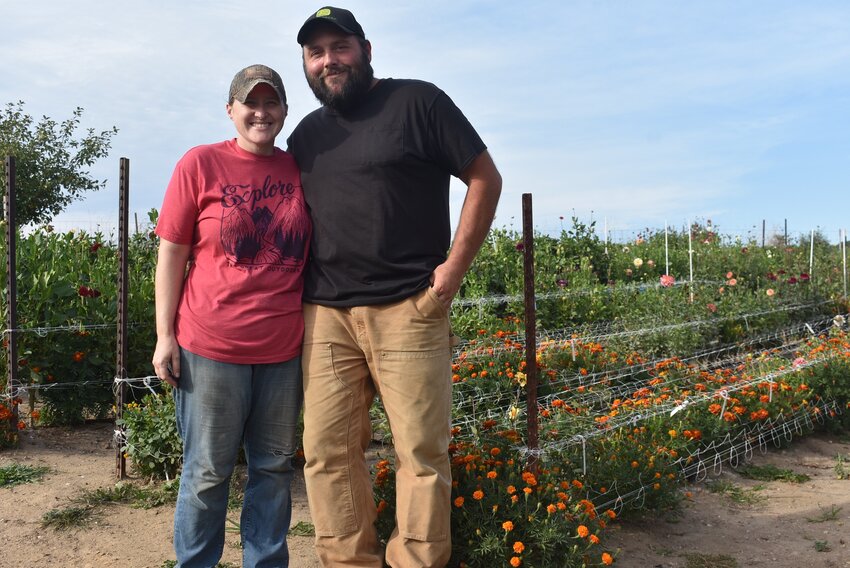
[2,217,849,567]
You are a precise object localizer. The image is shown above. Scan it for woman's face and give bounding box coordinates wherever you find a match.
[227,83,286,155]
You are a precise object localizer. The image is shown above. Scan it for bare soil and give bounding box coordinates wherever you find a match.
[1,423,849,568]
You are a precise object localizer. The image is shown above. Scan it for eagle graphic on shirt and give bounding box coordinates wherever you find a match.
[220,194,309,267]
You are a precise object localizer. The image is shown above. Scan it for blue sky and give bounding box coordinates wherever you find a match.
[2,1,849,243]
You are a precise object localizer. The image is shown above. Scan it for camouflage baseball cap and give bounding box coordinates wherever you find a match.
[228,64,287,105]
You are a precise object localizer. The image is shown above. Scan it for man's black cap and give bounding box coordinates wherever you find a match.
[297,6,366,45]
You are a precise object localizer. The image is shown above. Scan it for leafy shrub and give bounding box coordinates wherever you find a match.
[117,385,182,480]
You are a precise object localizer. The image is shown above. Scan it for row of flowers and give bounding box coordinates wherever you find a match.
[372,321,850,566]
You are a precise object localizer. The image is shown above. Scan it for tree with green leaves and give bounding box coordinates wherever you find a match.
[1,101,118,225]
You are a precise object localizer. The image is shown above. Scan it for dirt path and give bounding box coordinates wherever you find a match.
[1,423,849,568]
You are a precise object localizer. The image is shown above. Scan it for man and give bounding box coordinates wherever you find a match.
[287,6,502,567]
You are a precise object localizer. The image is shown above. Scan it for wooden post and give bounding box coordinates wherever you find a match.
[521,194,539,473]
[4,157,19,441]
[115,158,130,479]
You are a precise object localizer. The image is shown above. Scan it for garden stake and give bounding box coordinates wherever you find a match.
[4,156,20,440]
[115,157,130,479]
[842,228,847,299]
[521,193,539,474]
[688,221,694,303]
[809,229,815,279]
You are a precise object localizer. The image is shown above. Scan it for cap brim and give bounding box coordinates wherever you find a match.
[297,19,358,45]
[233,79,285,104]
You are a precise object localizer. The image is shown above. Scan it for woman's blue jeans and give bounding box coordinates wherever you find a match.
[173,348,302,568]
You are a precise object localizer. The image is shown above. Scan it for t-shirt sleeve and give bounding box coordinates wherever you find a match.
[156,151,201,245]
[426,90,487,177]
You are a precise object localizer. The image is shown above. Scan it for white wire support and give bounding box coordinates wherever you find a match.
[451,298,837,361]
[1,374,163,400]
[535,352,836,455]
[555,398,839,515]
[442,335,840,454]
[2,321,149,337]
[448,314,835,421]
[451,279,726,310]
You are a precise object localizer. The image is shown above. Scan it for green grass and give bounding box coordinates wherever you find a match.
[737,463,810,483]
[706,479,767,505]
[0,463,50,487]
[289,520,316,536]
[75,479,179,509]
[227,468,246,511]
[41,505,98,530]
[683,552,738,568]
[814,540,831,552]
[834,454,849,480]
[807,504,842,523]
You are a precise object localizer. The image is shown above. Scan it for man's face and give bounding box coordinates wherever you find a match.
[302,25,374,112]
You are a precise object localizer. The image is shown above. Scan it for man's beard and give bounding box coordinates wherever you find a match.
[305,49,374,113]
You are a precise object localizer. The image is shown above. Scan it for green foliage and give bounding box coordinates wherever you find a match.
[41,504,99,530]
[0,101,118,225]
[705,480,766,506]
[117,386,182,480]
[373,432,618,568]
[0,225,158,425]
[806,504,842,522]
[76,479,179,509]
[737,463,810,483]
[289,520,315,536]
[835,454,849,480]
[0,462,50,487]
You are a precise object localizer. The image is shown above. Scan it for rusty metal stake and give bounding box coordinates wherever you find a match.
[521,193,539,473]
[115,158,130,478]
[4,157,19,442]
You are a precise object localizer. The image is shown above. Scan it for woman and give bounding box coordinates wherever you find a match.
[152,64,311,568]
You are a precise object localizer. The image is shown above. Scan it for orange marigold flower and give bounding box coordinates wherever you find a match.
[547,504,556,514]
[590,534,600,544]
[502,520,514,532]
[523,487,532,495]
[602,552,614,565]
[513,541,525,554]
[473,490,484,500]
[577,525,590,538]
[72,351,86,362]
[507,485,516,495]
[487,471,497,479]
[490,447,501,456]
[510,557,521,567]
[606,509,616,519]
[454,496,464,507]
[571,479,583,489]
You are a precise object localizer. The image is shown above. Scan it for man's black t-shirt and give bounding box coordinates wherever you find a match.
[287,78,486,306]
